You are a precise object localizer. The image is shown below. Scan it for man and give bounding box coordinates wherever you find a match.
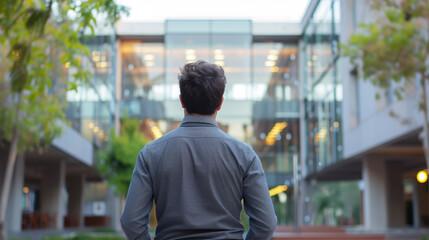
[121,60,277,240]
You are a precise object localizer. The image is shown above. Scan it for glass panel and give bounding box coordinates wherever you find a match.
[66,36,115,144]
[302,0,343,174]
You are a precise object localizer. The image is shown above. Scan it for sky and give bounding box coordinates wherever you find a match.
[116,0,310,22]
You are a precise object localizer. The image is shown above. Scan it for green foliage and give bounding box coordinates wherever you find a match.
[90,228,117,233]
[98,116,149,196]
[312,182,360,225]
[341,0,429,106]
[0,0,128,152]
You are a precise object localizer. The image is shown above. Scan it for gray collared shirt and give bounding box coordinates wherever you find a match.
[121,115,277,240]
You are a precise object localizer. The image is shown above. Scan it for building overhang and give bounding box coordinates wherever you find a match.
[305,130,426,182]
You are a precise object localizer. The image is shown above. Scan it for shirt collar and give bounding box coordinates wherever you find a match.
[181,115,219,127]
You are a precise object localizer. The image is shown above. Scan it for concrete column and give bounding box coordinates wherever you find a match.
[66,175,86,228]
[412,180,421,228]
[106,187,121,231]
[40,160,66,229]
[5,154,25,233]
[416,179,429,227]
[363,157,387,230]
[386,162,405,228]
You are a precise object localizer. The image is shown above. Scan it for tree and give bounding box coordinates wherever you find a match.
[312,182,360,226]
[0,1,127,239]
[98,116,149,196]
[342,0,429,176]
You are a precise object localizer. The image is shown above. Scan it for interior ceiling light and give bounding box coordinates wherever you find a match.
[265,61,276,67]
[214,54,225,60]
[314,127,328,143]
[417,170,428,183]
[215,61,224,66]
[144,54,155,61]
[270,67,279,72]
[269,185,287,196]
[186,55,197,61]
[266,122,287,146]
[185,49,195,55]
[214,49,223,54]
[267,55,278,61]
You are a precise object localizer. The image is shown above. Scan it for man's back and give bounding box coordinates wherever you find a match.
[121,116,277,240]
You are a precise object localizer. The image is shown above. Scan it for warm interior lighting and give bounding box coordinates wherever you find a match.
[96,62,109,68]
[185,49,195,55]
[92,56,100,62]
[312,55,317,61]
[266,122,287,146]
[270,66,279,72]
[144,54,155,61]
[22,187,29,194]
[151,125,163,139]
[89,123,94,129]
[93,126,99,133]
[269,185,287,196]
[417,170,428,183]
[314,126,328,143]
[214,54,225,60]
[215,61,224,66]
[265,61,276,67]
[269,49,279,55]
[267,55,278,61]
[186,55,196,61]
[214,49,223,54]
[145,61,155,67]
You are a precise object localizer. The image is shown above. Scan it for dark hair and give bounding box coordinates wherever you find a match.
[178,60,226,115]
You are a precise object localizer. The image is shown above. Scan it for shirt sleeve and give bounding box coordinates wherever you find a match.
[243,154,277,240]
[120,149,153,240]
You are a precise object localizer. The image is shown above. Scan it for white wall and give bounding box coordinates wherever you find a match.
[340,0,424,159]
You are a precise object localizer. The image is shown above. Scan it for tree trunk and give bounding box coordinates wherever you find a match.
[421,79,429,189]
[0,92,22,240]
[0,127,20,240]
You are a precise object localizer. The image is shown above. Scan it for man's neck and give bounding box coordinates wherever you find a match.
[184,111,217,120]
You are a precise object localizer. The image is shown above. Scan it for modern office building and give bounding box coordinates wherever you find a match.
[3,0,429,237]
[301,0,429,232]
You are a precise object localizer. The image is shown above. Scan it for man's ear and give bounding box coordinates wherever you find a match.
[179,95,185,108]
[216,97,224,111]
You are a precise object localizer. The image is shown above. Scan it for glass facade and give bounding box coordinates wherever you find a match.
[119,20,300,224]
[302,0,343,174]
[66,35,116,147]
